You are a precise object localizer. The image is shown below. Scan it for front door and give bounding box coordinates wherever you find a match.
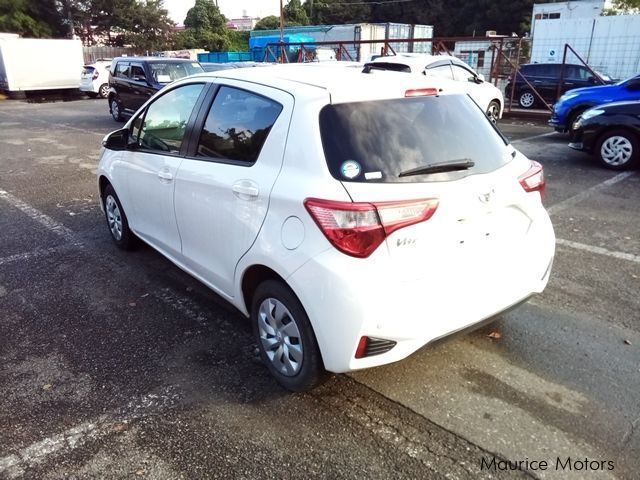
[174,81,293,297]
[124,82,206,257]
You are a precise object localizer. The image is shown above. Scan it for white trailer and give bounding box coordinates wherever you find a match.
[0,37,84,93]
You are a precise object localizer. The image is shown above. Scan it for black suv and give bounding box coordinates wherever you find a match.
[108,57,204,121]
[505,63,615,109]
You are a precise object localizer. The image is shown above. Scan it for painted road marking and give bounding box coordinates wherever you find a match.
[0,189,78,243]
[0,245,73,267]
[511,131,557,143]
[556,238,640,265]
[547,171,635,215]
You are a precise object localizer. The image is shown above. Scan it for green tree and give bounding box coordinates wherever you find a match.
[178,0,230,51]
[254,15,280,31]
[284,0,310,25]
[123,0,175,51]
[613,0,640,10]
[304,0,370,25]
[0,0,66,38]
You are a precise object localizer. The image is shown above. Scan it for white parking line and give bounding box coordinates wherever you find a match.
[0,189,79,243]
[556,238,640,264]
[0,387,181,478]
[547,171,635,215]
[0,245,72,267]
[511,131,557,143]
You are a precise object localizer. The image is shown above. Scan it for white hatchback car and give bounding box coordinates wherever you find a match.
[365,53,505,122]
[97,65,555,391]
[80,60,111,98]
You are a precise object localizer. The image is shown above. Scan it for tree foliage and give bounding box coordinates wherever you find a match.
[254,15,281,31]
[612,0,640,11]
[0,0,66,38]
[178,0,230,52]
[284,0,310,26]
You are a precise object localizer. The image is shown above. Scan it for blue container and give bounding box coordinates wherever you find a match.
[197,52,253,63]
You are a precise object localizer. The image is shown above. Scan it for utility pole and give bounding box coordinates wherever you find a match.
[310,0,314,20]
[279,0,285,42]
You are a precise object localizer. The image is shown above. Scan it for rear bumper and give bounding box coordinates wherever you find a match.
[287,215,556,373]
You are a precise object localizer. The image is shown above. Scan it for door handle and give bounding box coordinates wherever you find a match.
[232,181,259,200]
[157,170,173,182]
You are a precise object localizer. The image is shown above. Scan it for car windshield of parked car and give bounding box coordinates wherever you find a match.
[320,94,510,183]
[149,62,204,83]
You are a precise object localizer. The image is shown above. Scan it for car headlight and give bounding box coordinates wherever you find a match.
[580,108,605,121]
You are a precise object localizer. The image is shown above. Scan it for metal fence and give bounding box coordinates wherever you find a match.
[82,46,140,64]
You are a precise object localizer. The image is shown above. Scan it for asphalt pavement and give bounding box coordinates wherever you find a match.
[0,98,638,479]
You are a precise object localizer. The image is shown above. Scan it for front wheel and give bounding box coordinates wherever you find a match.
[252,280,327,391]
[518,90,536,109]
[595,130,639,170]
[486,100,501,124]
[102,184,137,250]
[110,97,124,122]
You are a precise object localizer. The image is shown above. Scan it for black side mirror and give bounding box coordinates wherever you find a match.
[103,128,135,151]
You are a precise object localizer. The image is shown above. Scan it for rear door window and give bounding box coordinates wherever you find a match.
[451,64,475,82]
[196,86,282,163]
[319,95,510,183]
[130,64,146,82]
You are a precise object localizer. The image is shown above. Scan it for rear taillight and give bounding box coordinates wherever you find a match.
[304,197,438,258]
[519,161,545,199]
[405,88,438,97]
[92,70,99,80]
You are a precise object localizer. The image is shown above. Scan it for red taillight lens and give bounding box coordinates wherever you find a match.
[355,336,369,359]
[304,198,439,258]
[405,88,438,97]
[518,161,545,199]
[92,70,99,80]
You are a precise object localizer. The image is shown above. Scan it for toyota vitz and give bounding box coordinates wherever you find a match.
[97,65,555,391]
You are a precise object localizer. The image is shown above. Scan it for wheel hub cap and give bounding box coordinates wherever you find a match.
[105,195,123,240]
[601,136,632,166]
[258,298,303,376]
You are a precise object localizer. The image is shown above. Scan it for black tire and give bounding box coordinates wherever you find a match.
[251,280,327,391]
[518,90,536,109]
[98,83,109,99]
[110,97,124,122]
[486,100,501,124]
[102,184,138,250]
[594,129,639,170]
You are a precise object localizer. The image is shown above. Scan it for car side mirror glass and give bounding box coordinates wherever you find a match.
[103,128,133,151]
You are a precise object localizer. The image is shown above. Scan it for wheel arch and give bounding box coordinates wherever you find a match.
[241,264,289,316]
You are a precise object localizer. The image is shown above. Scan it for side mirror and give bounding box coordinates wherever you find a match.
[476,73,485,83]
[102,128,135,151]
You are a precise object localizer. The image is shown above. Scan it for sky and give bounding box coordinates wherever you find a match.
[164,0,281,25]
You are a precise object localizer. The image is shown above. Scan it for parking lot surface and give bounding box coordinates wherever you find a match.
[0,99,638,479]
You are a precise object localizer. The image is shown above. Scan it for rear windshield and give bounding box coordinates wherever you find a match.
[149,62,204,83]
[319,95,510,183]
[82,66,95,75]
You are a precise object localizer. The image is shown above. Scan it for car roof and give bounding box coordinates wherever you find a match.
[187,63,462,104]
[370,54,459,66]
[112,56,196,63]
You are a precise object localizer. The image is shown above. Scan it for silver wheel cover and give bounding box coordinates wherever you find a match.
[600,136,633,166]
[105,195,123,240]
[258,298,303,376]
[520,92,534,108]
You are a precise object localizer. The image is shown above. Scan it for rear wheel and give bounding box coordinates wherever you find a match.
[110,97,124,122]
[252,280,327,391]
[518,90,536,109]
[98,83,109,99]
[486,100,501,124]
[594,130,638,170]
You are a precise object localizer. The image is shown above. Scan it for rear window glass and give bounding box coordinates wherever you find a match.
[149,62,204,83]
[82,66,95,75]
[319,95,510,183]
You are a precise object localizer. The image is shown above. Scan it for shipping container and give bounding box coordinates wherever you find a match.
[0,37,84,92]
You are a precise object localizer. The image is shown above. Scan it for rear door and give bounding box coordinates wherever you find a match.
[173,81,293,297]
[318,94,545,307]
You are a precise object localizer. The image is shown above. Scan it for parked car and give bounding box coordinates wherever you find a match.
[363,54,505,123]
[550,74,640,133]
[107,57,204,122]
[505,63,615,110]
[80,60,111,98]
[97,65,555,391]
[569,100,640,169]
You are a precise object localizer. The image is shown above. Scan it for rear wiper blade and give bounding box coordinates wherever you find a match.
[398,159,475,177]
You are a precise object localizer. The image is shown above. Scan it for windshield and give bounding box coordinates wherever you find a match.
[149,62,204,83]
[619,74,640,86]
[319,95,510,183]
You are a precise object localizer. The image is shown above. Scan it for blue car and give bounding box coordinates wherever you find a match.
[549,74,640,132]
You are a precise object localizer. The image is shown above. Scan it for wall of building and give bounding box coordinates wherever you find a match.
[531,0,607,36]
